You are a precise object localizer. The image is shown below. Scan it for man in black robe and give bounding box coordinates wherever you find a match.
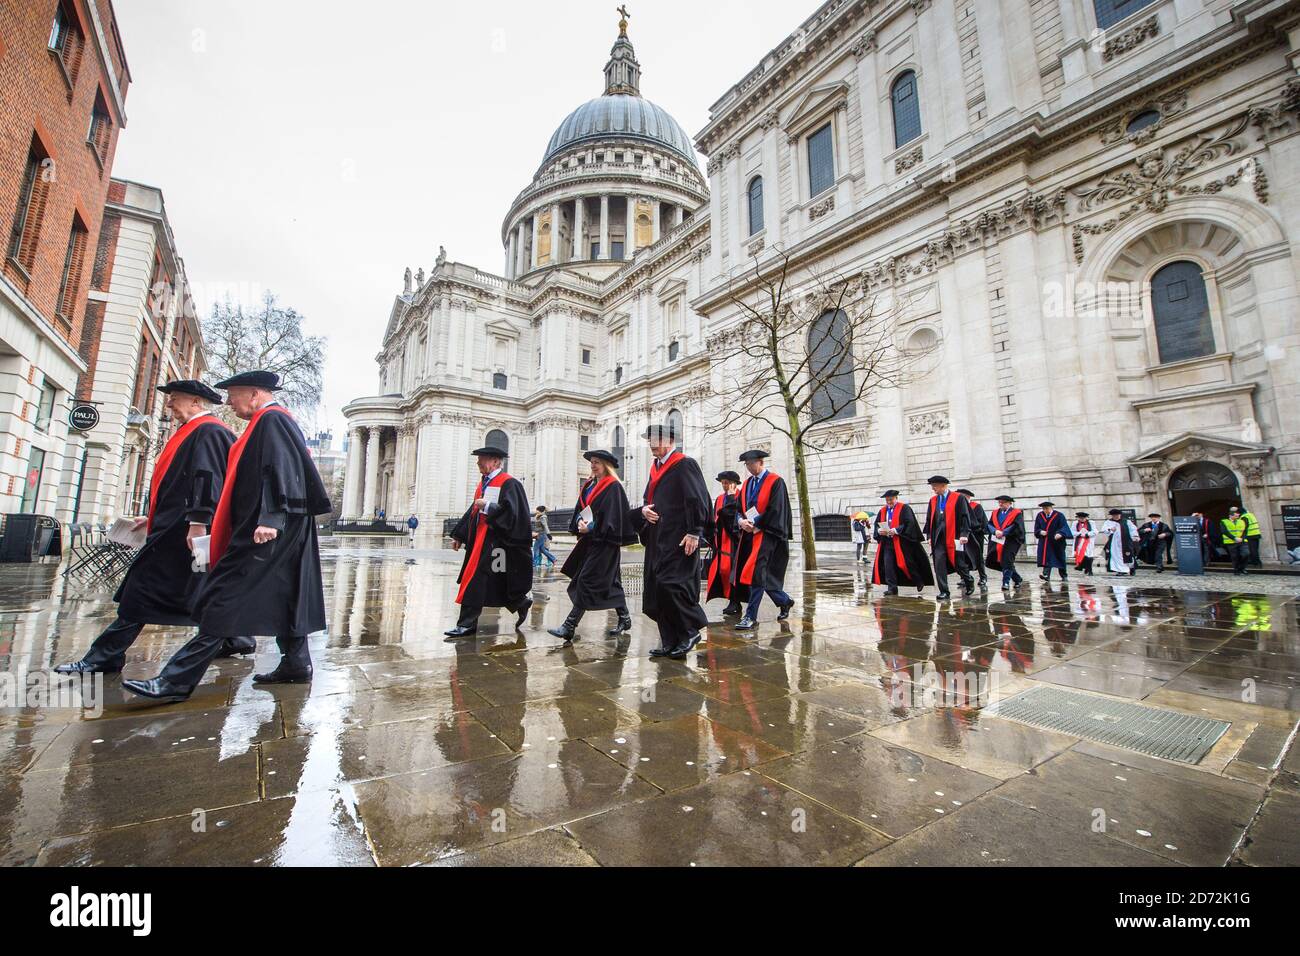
[548,450,637,642]
[922,476,977,599]
[56,380,246,675]
[871,490,934,595]
[444,446,534,638]
[629,424,711,659]
[1138,512,1173,573]
[122,371,331,702]
[957,488,989,590]
[705,471,746,617]
[986,494,1026,590]
[1034,501,1073,581]
[734,450,794,630]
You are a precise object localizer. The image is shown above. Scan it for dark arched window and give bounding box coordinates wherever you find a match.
[485,429,509,458]
[611,426,625,467]
[1126,110,1161,136]
[1094,0,1156,30]
[891,71,922,149]
[747,176,764,235]
[666,408,685,452]
[808,309,856,423]
[492,372,508,390]
[1151,260,1214,364]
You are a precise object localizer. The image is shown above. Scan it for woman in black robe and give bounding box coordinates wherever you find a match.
[549,450,638,642]
[871,491,934,595]
[445,446,534,637]
[705,471,746,616]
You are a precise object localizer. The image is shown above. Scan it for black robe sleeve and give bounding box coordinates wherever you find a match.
[255,413,332,529]
[585,481,637,546]
[486,478,532,545]
[451,505,473,545]
[922,500,934,540]
[899,505,924,543]
[755,477,793,540]
[184,423,234,525]
[680,458,712,540]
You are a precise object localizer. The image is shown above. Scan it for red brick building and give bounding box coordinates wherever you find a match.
[0,0,130,518]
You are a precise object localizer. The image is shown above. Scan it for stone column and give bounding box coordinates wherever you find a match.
[362,428,382,520]
[675,205,685,227]
[342,426,366,520]
[515,223,527,276]
[651,199,662,244]
[551,201,564,265]
[530,215,541,270]
[599,195,610,260]
[574,198,587,259]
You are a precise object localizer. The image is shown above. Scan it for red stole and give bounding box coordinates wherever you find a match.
[990,508,1022,564]
[738,472,777,586]
[1036,511,1061,567]
[708,492,736,597]
[1074,521,1092,565]
[580,475,617,509]
[929,493,964,565]
[147,415,228,533]
[209,406,292,567]
[456,471,513,605]
[871,504,911,585]
[645,451,683,505]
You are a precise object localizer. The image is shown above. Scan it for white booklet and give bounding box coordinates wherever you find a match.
[745,506,760,522]
[107,516,147,549]
[580,506,594,526]
[483,487,501,508]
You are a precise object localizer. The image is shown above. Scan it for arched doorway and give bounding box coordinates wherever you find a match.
[1169,461,1240,559]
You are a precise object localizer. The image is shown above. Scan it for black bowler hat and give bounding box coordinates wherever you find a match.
[584,449,619,469]
[1108,508,1124,517]
[214,369,281,391]
[881,490,901,498]
[1076,512,1090,519]
[643,423,679,442]
[1039,501,1055,508]
[996,495,1016,503]
[157,379,222,404]
[1148,513,1161,518]
[956,488,974,497]
[739,450,769,463]
[472,446,508,459]
[928,475,950,485]
[717,471,741,484]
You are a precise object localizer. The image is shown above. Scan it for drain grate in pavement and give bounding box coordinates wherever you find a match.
[987,685,1230,765]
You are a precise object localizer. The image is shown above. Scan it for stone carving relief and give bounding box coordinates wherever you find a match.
[1248,77,1300,142]
[851,30,877,59]
[1098,89,1188,145]
[906,409,950,437]
[809,195,836,221]
[1101,15,1159,62]
[894,146,924,174]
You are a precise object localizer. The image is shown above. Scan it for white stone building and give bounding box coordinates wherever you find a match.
[344,1,1300,559]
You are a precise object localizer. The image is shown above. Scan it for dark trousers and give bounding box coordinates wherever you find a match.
[745,587,792,620]
[160,633,304,689]
[562,604,629,627]
[81,617,146,670]
[932,549,973,595]
[969,537,988,583]
[1226,541,1250,575]
[457,597,529,630]
[1001,562,1024,588]
[1077,556,1094,576]
[1248,536,1261,567]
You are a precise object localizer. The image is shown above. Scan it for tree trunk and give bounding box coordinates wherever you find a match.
[787,410,818,571]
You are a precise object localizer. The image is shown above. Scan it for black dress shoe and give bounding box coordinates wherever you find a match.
[121,677,193,703]
[253,665,313,685]
[607,615,633,636]
[777,602,794,621]
[885,587,899,596]
[735,617,757,630]
[548,625,577,642]
[216,636,257,659]
[515,598,534,630]
[937,592,952,600]
[54,659,121,676]
[649,646,673,658]
[669,633,703,660]
[444,626,477,639]
[722,604,742,618]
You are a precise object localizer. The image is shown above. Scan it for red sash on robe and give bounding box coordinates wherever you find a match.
[209,405,292,567]
[990,508,1022,565]
[456,471,513,605]
[147,415,229,532]
[707,493,736,597]
[871,504,911,585]
[1036,511,1062,567]
[1074,521,1091,566]
[929,493,963,565]
[738,472,777,586]
[579,475,617,510]
[645,451,683,505]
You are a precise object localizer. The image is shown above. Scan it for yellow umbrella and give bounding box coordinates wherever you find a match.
[853,512,870,521]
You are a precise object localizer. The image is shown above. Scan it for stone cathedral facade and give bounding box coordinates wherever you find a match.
[343,0,1300,560]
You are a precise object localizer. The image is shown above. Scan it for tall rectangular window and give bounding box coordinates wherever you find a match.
[49,2,84,86]
[56,217,89,327]
[7,139,52,275]
[1094,0,1156,29]
[34,382,57,433]
[87,94,112,166]
[20,447,47,513]
[808,123,835,198]
[611,241,625,260]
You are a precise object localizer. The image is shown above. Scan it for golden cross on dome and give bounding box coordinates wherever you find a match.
[617,5,631,36]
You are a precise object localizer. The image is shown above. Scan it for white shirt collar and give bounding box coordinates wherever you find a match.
[657,448,679,467]
[485,467,502,482]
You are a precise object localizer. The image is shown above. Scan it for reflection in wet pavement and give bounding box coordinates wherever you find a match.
[1,539,1296,866]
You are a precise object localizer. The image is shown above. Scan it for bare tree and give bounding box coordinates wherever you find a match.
[202,292,326,424]
[706,248,934,570]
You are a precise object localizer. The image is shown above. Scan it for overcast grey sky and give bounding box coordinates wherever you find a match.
[111,1,796,438]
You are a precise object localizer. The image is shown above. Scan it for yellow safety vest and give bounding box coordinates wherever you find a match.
[1221,517,1247,544]
[1242,511,1260,537]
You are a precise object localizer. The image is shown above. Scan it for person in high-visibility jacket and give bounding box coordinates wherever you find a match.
[1241,509,1262,567]
[1221,507,1250,576]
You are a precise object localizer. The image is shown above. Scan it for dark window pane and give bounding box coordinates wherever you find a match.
[1094,0,1156,30]
[485,429,509,456]
[808,309,856,422]
[1151,260,1214,364]
[891,71,922,148]
[1126,110,1162,135]
[492,372,508,390]
[611,241,625,259]
[668,340,679,361]
[748,176,764,235]
[807,124,835,198]
[812,514,851,542]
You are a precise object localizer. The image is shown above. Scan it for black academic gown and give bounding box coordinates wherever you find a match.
[923,494,979,578]
[451,475,533,612]
[733,473,792,593]
[629,453,712,647]
[116,418,233,625]
[872,504,935,588]
[967,500,989,577]
[561,478,637,611]
[191,409,331,638]
[706,492,745,603]
[985,508,1027,571]
[1034,511,1072,571]
[1137,521,1171,565]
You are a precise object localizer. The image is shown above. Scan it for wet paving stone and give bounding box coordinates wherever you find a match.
[425,827,600,867]
[870,711,1078,780]
[792,683,910,729]
[596,680,711,722]
[35,790,376,866]
[455,665,611,707]
[1161,671,1299,711]
[995,750,1263,866]
[467,692,644,752]
[697,695,875,753]
[758,733,1000,837]
[1030,662,1169,699]
[666,669,793,705]
[568,770,890,866]
[585,714,788,791]
[280,683,494,736]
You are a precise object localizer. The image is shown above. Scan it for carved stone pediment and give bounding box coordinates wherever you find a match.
[1129,431,1274,489]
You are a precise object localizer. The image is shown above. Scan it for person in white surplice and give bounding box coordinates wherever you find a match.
[1101,508,1139,576]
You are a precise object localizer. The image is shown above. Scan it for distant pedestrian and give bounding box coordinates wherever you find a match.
[851,514,869,564]
[407,513,419,543]
[533,506,558,569]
